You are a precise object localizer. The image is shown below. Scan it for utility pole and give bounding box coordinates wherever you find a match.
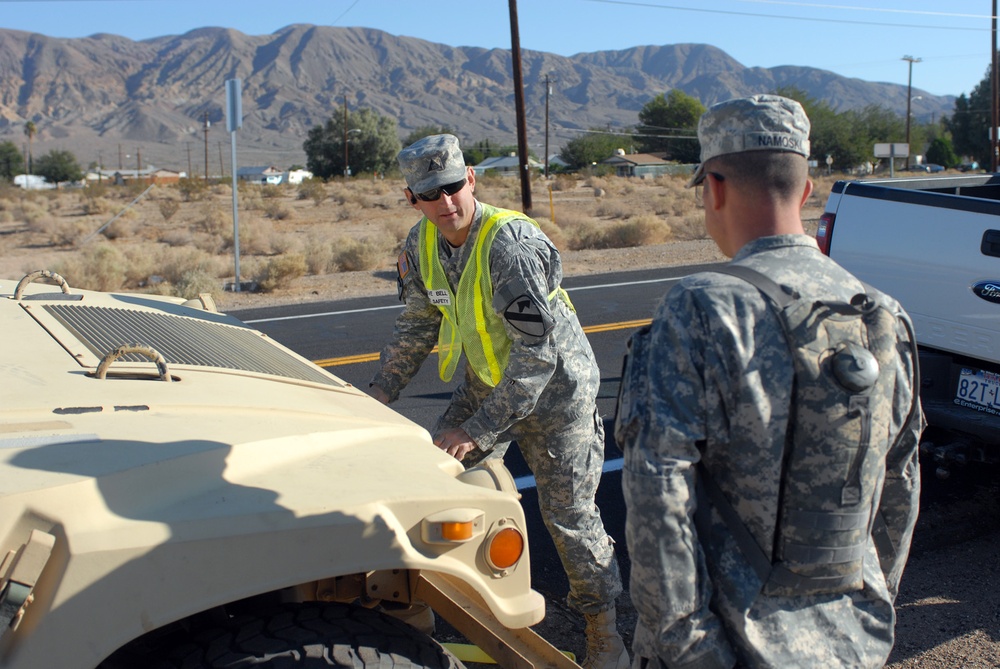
[203,111,210,180]
[544,74,553,179]
[343,94,349,178]
[136,147,142,173]
[98,150,103,184]
[186,143,192,177]
[508,0,532,213]
[993,0,998,172]
[218,142,224,178]
[902,55,921,166]
[118,143,123,170]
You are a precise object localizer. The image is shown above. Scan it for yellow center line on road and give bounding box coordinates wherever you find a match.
[313,318,653,368]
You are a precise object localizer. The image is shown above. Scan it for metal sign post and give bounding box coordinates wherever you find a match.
[874,143,908,178]
[226,79,243,291]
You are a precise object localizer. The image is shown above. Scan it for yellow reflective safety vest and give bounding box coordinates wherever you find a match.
[418,204,569,387]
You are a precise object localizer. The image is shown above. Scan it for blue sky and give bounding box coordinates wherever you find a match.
[0,0,990,98]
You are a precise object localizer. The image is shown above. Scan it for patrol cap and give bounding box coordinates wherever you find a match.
[688,94,810,187]
[397,133,468,194]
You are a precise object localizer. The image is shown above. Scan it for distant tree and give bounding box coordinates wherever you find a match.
[24,121,36,175]
[461,139,522,167]
[303,106,401,180]
[636,90,705,162]
[35,149,83,186]
[558,131,623,170]
[403,125,454,147]
[945,65,992,168]
[926,136,959,167]
[0,141,25,180]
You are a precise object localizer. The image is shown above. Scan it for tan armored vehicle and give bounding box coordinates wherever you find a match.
[0,271,575,669]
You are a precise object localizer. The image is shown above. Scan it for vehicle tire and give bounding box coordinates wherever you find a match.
[144,602,466,668]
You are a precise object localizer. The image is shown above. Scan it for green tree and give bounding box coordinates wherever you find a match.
[926,136,959,167]
[945,66,992,168]
[558,131,623,170]
[461,139,523,168]
[0,141,25,180]
[403,125,454,147]
[35,149,83,186]
[303,106,402,180]
[24,121,36,175]
[636,89,705,162]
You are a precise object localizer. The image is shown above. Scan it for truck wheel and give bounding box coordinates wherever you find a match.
[149,602,465,668]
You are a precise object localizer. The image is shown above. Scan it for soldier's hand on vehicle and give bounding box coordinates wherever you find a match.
[434,428,477,461]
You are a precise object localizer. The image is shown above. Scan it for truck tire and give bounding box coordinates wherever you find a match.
[147,602,465,668]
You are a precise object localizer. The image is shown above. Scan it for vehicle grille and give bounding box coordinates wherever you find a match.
[44,304,340,387]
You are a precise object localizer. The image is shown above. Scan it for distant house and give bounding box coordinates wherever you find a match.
[285,169,314,185]
[473,153,543,176]
[237,166,284,185]
[601,150,675,178]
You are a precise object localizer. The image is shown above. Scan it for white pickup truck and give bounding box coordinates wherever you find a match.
[818,173,1000,476]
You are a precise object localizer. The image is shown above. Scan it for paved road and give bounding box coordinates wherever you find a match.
[229,263,724,599]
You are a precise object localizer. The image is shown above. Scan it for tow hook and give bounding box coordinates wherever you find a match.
[0,530,56,637]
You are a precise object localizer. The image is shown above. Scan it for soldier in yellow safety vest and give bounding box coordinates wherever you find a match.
[369,134,628,669]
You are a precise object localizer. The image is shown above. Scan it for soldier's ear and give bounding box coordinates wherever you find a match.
[405,188,417,205]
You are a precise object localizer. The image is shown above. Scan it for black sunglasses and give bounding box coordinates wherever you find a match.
[413,178,467,202]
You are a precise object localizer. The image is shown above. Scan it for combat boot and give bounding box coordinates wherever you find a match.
[583,606,630,669]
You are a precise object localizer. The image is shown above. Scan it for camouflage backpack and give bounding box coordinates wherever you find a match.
[696,264,919,597]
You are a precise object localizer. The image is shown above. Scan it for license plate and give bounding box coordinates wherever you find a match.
[955,367,1000,413]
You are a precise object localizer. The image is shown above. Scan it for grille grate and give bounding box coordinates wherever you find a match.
[44,304,340,387]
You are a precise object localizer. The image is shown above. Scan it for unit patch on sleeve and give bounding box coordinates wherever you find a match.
[503,293,554,340]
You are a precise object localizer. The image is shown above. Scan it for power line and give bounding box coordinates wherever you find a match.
[588,0,990,32]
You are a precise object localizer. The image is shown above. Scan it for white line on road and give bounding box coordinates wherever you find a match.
[514,457,624,491]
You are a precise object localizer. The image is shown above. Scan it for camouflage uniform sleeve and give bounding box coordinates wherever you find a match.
[460,223,559,451]
[616,286,738,669]
[369,224,441,403]
[875,308,925,601]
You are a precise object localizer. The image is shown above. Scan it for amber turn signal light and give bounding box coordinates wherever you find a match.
[487,526,524,570]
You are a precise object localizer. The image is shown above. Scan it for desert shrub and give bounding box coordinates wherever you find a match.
[297,178,326,205]
[158,199,180,221]
[100,218,134,240]
[260,184,283,199]
[159,228,192,247]
[239,189,263,212]
[382,219,411,246]
[195,204,228,236]
[177,178,210,202]
[594,200,635,220]
[55,243,127,291]
[81,196,113,216]
[263,200,293,220]
[304,235,335,274]
[603,215,671,248]
[551,174,577,192]
[149,246,226,286]
[256,253,307,292]
[174,270,222,301]
[47,219,89,246]
[334,236,386,271]
[671,213,709,241]
[222,217,275,255]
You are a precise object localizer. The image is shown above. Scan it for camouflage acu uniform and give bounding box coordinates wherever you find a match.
[371,200,622,615]
[615,235,923,669]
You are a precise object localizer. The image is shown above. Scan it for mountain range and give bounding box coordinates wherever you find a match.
[0,25,956,172]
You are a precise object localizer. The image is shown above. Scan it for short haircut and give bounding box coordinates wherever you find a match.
[708,151,808,202]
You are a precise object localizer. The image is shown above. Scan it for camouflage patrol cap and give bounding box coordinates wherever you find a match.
[688,94,810,187]
[397,134,468,195]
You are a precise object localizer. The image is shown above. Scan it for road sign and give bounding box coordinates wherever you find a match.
[874,143,909,158]
[226,79,242,133]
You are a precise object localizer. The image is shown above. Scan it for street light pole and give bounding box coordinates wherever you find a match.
[903,55,921,162]
[343,94,349,178]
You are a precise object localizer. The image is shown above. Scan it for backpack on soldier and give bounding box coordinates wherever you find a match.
[695,264,920,597]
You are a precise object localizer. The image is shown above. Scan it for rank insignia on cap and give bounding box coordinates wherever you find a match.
[397,252,410,280]
[428,157,444,172]
[503,293,550,339]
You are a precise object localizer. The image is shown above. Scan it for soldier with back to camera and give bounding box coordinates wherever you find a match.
[370,134,629,669]
[615,95,924,669]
